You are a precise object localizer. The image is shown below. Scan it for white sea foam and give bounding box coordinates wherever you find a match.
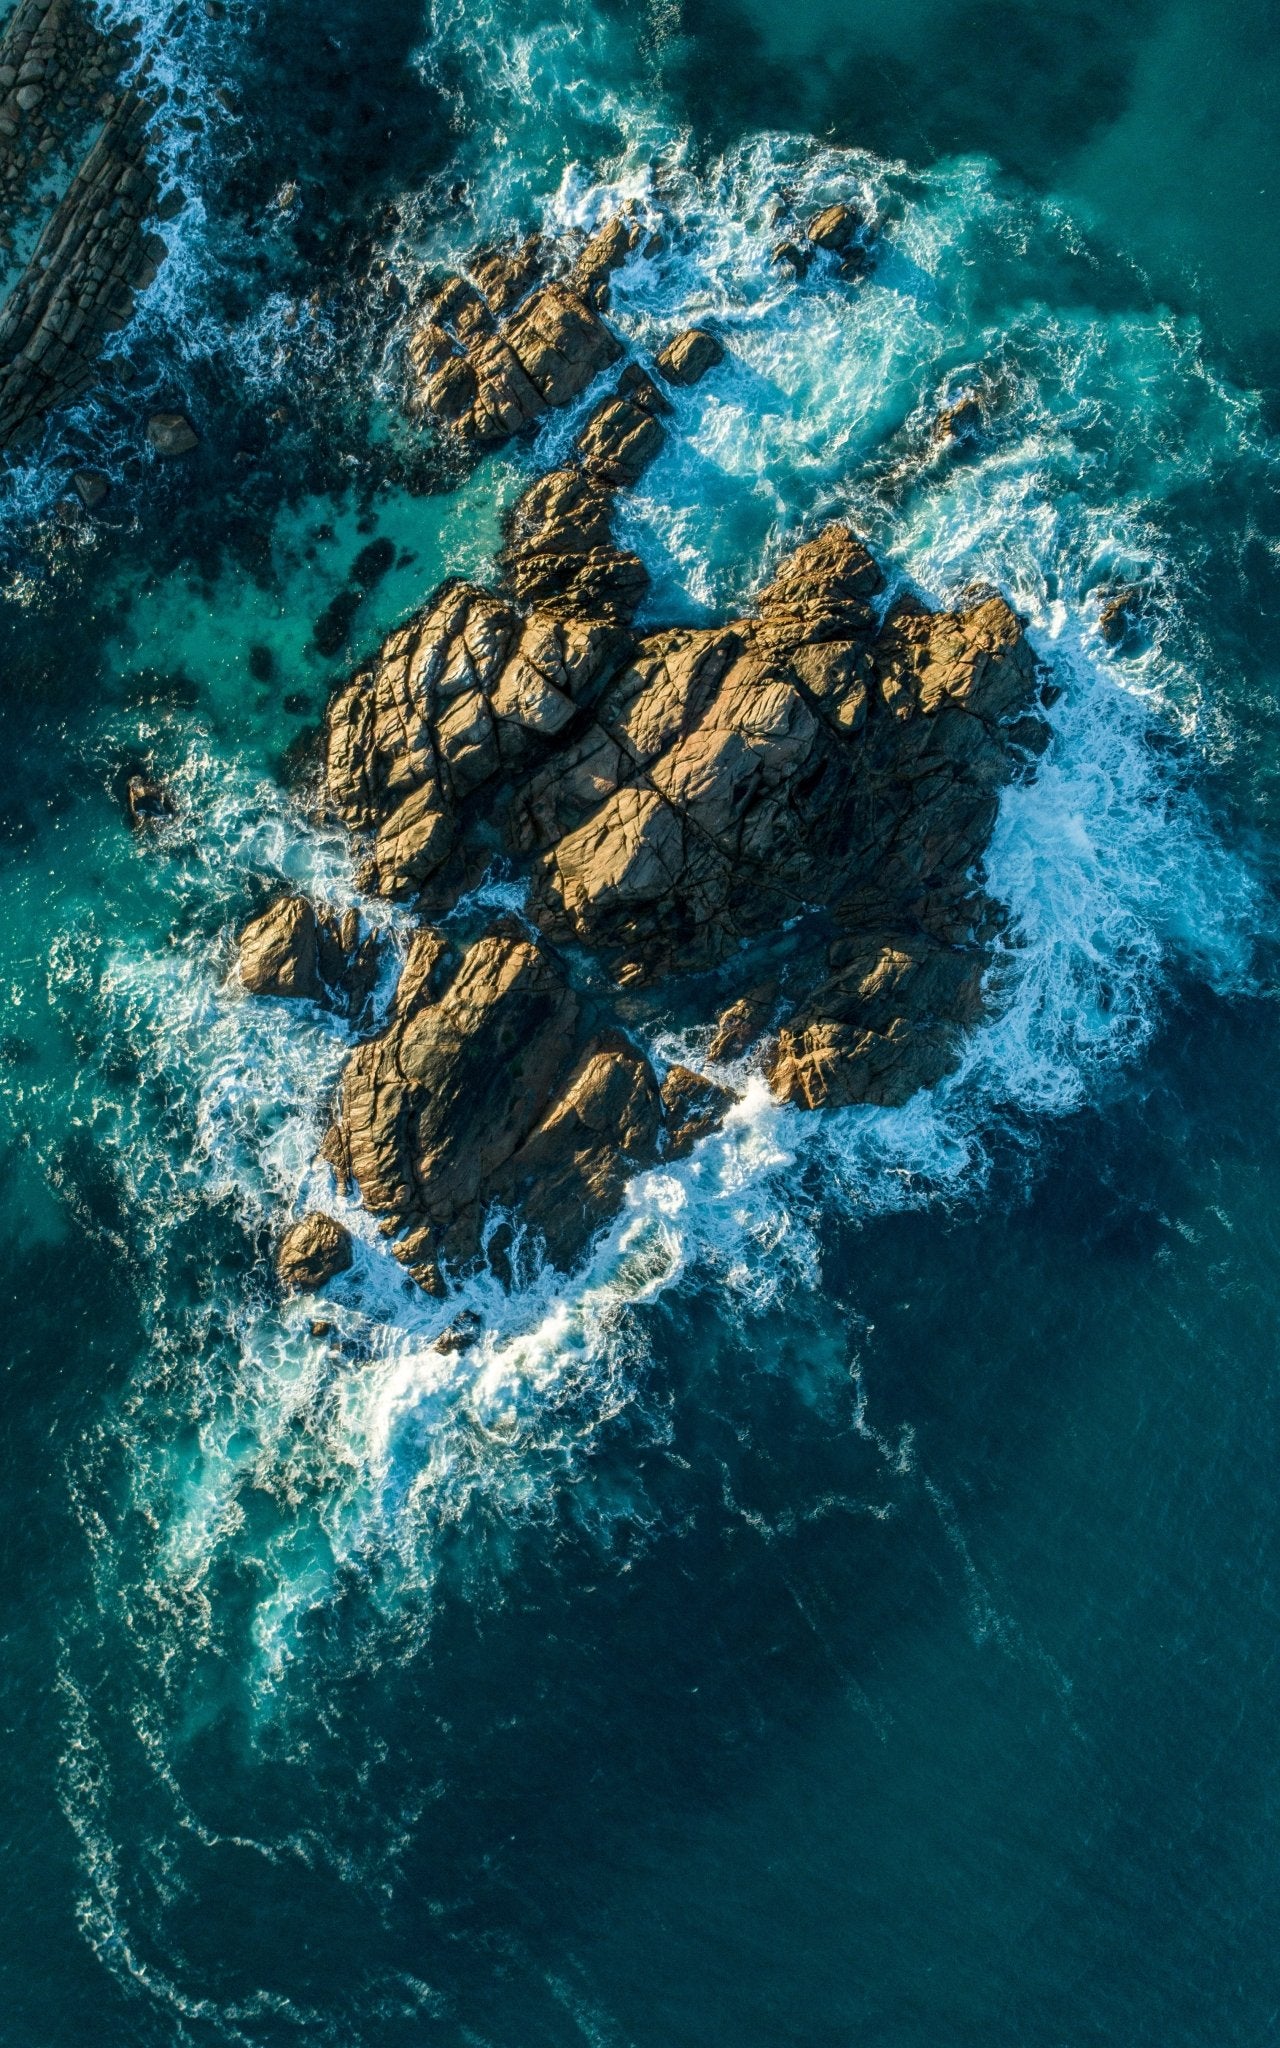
[51,13,1270,1705]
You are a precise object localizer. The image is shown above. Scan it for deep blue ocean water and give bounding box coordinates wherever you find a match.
[1,2,1279,2042]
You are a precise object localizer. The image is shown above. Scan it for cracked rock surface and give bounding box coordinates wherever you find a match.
[243,216,1050,1292]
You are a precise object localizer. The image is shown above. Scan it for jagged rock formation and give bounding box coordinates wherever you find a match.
[243,214,1049,1293]
[237,893,382,1022]
[0,0,167,451]
[403,212,650,450]
[276,1212,354,1291]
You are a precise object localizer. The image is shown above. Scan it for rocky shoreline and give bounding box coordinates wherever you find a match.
[236,208,1052,1300]
[0,0,173,455]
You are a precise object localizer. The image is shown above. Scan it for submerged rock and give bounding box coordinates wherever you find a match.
[72,467,110,510]
[146,410,199,457]
[1098,585,1149,650]
[276,1211,354,1291]
[934,395,984,445]
[125,772,174,829]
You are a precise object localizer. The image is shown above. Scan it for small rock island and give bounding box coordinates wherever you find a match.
[237,209,1051,1298]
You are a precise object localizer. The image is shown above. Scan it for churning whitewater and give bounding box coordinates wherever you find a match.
[79,122,1263,1669]
[1,1,1276,2041]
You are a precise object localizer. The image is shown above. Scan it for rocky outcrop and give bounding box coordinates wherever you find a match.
[321,925,675,1291]
[656,328,724,386]
[767,933,987,1110]
[276,1212,354,1291]
[238,225,1051,1293]
[0,0,168,453]
[237,893,381,1021]
[404,213,649,451]
[0,0,123,238]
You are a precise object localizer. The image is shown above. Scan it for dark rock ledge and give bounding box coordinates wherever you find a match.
[240,215,1051,1297]
[0,0,170,452]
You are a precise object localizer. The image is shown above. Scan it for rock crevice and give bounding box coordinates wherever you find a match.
[247,216,1049,1294]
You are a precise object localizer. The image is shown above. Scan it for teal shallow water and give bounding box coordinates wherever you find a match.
[1,3,1280,2042]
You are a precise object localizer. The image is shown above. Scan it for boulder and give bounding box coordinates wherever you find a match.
[72,467,110,509]
[146,411,199,457]
[771,239,812,277]
[807,202,862,254]
[575,391,665,485]
[655,328,724,386]
[276,1212,354,1291]
[237,895,382,1016]
[238,895,323,999]
[322,924,741,1284]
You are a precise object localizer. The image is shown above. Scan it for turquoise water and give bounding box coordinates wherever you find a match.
[2,2,1280,2041]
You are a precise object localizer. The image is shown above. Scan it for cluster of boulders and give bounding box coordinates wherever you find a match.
[404,210,660,450]
[240,213,1051,1298]
[0,0,175,453]
[772,200,872,280]
[0,0,125,236]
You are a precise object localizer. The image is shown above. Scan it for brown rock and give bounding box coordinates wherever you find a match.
[498,1034,664,1265]
[504,280,622,405]
[660,1064,735,1158]
[303,325,1046,1287]
[768,935,986,1110]
[771,240,812,276]
[237,894,382,1015]
[935,396,983,444]
[655,328,724,386]
[470,234,544,315]
[276,1212,354,1291]
[238,895,322,999]
[407,247,624,453]
[1098,585,1146,649]
[707,987,776,1063]
[807,202,862,254]
[572,213,644,306]
[575,392,665,485]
